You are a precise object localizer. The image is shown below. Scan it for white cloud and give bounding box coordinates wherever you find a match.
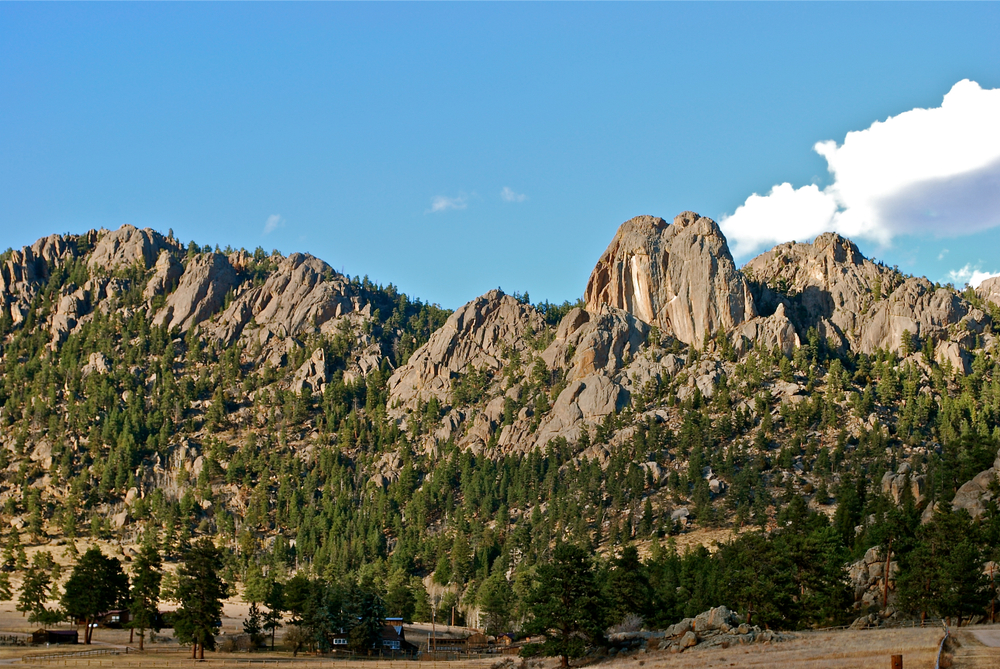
[721,80,1000,258]
[501,186,527,203]
[427,194,467,213]
[938,248,949,260]
[946,263,1000,288]
[263,214,284,235]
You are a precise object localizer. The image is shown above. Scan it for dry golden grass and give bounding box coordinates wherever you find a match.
[603,627,945,669]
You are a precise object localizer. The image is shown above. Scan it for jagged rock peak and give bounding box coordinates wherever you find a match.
[88,224,181,271]
[387,289,545,412]
[205,252,363,352]
[976,276,1000,308]
[584,211,755,346]
[743,232,986,357]
[152,253,238,332]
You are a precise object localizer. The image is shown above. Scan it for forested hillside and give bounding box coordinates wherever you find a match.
[1,215,998,641]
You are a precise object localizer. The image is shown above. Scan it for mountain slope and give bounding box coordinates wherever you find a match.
[0,214,998,628]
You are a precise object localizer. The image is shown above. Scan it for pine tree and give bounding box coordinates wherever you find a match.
[523,542,608,667]
[128,543,162,651]
[262,579,285,650]
[174,538,229,659]
[243,602,265,648]
[61,547,129,643]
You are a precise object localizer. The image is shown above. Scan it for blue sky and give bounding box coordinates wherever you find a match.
[2,3,999,309]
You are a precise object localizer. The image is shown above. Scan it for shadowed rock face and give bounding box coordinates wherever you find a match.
[743,232,985,355]
[152,253,238,332]
[584,212,756,346]
[743,233,891,339]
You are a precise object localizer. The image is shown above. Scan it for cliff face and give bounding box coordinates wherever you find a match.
[743,232,984,359]
[584,212,756,346]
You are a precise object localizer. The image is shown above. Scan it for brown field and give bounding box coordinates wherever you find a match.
[0,593,996,669]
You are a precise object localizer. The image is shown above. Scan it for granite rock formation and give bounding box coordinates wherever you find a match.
[584,212,755,346]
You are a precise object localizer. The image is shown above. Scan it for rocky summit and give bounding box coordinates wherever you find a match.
[585,212,755,346]
[0,212,999,633]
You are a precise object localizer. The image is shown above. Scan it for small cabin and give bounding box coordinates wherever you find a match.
[380,623,418,654]
[32,629,78,645]
[466,632,488,650]
[76,610,130,628]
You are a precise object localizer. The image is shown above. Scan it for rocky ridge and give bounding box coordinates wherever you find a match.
[0,213,998,631]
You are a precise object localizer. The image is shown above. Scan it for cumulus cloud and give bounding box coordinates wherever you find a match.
[501,186,527,203]
[263,214,284,235]
[427,194,468,213]
[946,263,1000,288]
[721,80,1000,258]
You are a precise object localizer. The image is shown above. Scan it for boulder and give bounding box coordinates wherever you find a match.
[667,619,693,637]
[952,462,998,519]
[694,606,736,633]
[81,352,111,377]
[670,507,690,522]
[153,253,238,332]
[291,347,329,394]
[585,212,755,346]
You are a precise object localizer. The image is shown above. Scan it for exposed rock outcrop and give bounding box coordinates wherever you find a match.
[207,253,360,348]
[880,462,926,505]
[1,234,82,325]
[585,212,755,346]
[526,306,651,447]
[144,250,184,300]
[541,306,649,382]
[611,606,787,654]
[291,347,329,394]
[744,233,986,358]
[952,448,1000,519]
[88,225,179,271]
[731,303,800,356]
[976,276,1000,308]
[81,351,112,377]
[387,289,546,412]
[153,253,238,332]
[858,277,984,354]
[847,545,899,610]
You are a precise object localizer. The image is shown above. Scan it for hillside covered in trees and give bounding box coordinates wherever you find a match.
[0,213,998,640]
